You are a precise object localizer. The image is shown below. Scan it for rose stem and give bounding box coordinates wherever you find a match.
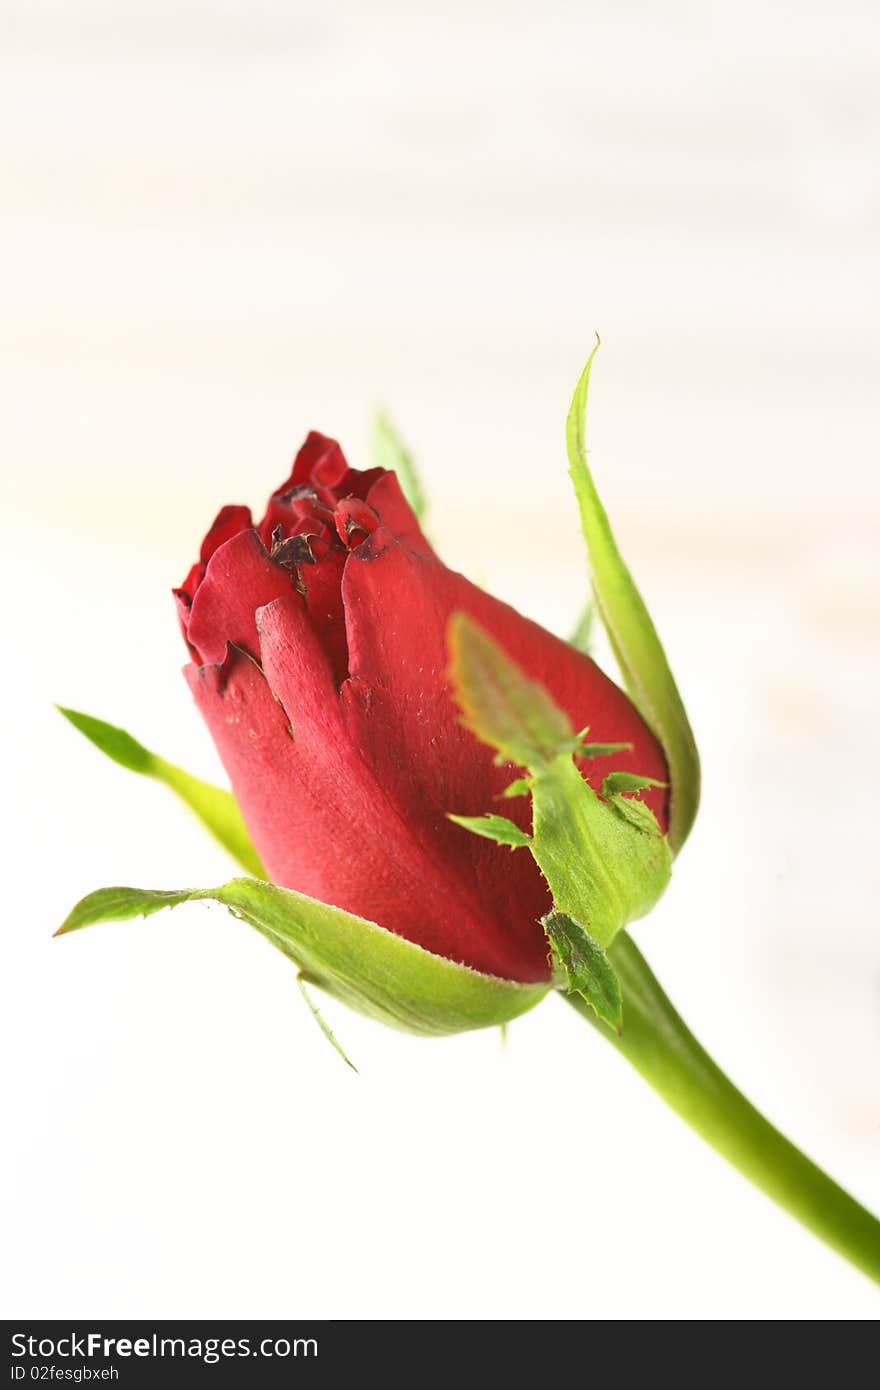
[564,931,880,1286]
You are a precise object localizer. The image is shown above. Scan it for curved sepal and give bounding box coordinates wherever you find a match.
[566,344,700,853]
[57,707,265,878]
[56,878,548,1037]
[371,411,428,522]
[568,601,595,655]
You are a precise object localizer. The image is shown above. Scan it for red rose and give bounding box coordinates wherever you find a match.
[60,368,880,1287]
[175,431,668,984]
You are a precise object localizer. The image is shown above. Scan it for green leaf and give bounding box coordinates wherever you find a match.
[57,707,265,878]
[568,601,595,654]
[566,343,700,854]
[448,617,672,949]
[371,411,428,522]
[448,612,576,768]
[543,910,622,1029]
[56,879,548,1038]
[447,812,532,848]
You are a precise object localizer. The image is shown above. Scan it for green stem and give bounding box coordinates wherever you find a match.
[565,932,880,1286]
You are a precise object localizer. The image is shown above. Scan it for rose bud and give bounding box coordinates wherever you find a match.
[170,429,668,989]
[58,349,699,1038]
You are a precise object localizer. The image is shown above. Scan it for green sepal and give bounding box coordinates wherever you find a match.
[371,411,427,522]
[568,601,595,655]
[566,344,700,854]
[601,772,667,837]
[446,813,532,848]
[296,975,358,1072]
[448,614,579,768]
[601,771,667,797]
[56,878,548,1037]
[530,757,671,946]
[449,613,672,949]
[578,740,634,759]
[605,795,664,837]
[57,707,265,878]
[543,910,622,1030]
[499,777,532,800]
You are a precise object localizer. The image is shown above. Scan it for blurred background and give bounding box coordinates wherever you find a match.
[2,1,878,1319]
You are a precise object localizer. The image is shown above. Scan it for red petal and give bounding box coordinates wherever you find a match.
[199,504,253,566]
[173,561,205,641]
[252,594,547,980]
[299,545,349,686]
[184,646,300,854]
[335,532,669,980]
[333,497,380,547]
[289,431,349,488]
[186,529,297,665]
[366,472,433,556]
[345,532,668,821]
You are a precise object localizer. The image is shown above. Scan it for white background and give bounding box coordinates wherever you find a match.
[2,1,879,1320]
